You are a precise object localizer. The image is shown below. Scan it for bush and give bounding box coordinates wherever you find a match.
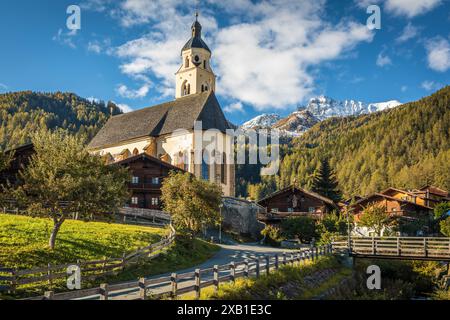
[316,213,348,244]
[281,217,317,243]
[261,225,283,246]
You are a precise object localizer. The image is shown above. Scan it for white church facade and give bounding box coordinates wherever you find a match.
[88,16,236,197]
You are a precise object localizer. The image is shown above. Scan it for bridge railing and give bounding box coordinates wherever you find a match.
[332,237,450,259]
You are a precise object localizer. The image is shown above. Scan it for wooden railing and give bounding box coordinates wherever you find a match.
[332,237,450,261]
[0,225,176,295]
[258,212,323,221]
[26,244,334,300]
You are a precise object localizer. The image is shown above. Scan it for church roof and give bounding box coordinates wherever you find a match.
[87,91,233,150]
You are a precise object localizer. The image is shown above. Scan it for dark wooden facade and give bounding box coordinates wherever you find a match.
[257,186,338,221]
[0,143,35,187]
[113,153,185,210]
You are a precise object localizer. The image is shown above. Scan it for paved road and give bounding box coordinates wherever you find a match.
[79,243,300,300]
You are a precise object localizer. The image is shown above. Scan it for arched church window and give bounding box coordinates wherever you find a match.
[221,153,227,184]
[185,56,190,68]
[202,150,210,181]
[182,81,189,96]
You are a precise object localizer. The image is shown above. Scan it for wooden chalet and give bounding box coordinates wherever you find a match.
[112,153,185,210]
[0,143,35,187]
[379,186,449,209]
[257,186,338,222]
[350,193,433,219]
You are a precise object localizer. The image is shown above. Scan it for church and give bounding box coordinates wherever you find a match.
[88,16,236,208]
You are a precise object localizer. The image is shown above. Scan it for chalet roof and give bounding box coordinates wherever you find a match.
[110,153,186,172]
[416,185,449,197]
[380,187,419,197]
[257,185,337,208]
[351,193,433,210]
[4,143,34,154]
[88,91,232,150]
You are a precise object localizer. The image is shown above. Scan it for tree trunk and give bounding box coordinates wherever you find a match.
[49,217,65,250]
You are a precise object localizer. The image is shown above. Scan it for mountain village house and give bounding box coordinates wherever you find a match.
[257,186,339,222]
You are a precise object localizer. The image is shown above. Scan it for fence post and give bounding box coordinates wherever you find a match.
[171,273,178,298]
[397,238,401,256]
[10,269,17,294]
[47,263,52,289]
[100,283,108,300]
[265,256,270,274]
[282,252,287,265]
[290,253,294,265]
[139,277,146,300]
[424,238,428,257]
[275,255,279,270]
[44,291,54,300]
[121,253,126,272]
[244,260,249,278]
[195,269,201,300]
[255,259,260,278]
[230,262,236,282]
[213,265,219,294]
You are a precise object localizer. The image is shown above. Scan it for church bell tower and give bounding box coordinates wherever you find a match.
[175,13,216,99]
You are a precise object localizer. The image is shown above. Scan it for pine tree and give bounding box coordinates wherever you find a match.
[311,158,342,202]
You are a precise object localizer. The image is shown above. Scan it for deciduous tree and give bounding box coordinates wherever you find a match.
[12,129,130,249]
[161,171,222,239]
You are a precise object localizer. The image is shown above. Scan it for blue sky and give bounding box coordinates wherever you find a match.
[0,0,449,125]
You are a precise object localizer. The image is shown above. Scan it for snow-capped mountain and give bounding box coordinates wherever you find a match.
[273,110,319,137]
[303,95,402,121]
[240,96,402,136]
[241,113,281,130]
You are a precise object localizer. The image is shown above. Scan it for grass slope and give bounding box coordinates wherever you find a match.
[0,213,167,269]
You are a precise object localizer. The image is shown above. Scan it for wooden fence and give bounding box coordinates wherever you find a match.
[28,244,333,300]
[0,225,176,295]
[332,236,450,261]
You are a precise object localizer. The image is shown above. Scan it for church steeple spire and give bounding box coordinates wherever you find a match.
[175,14,216,99]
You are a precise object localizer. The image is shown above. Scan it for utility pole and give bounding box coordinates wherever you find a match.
[219,203,223,244]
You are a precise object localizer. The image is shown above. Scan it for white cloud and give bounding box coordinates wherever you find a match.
[421,80,442,91]
[396,23,419,43]
[376,52,392,67]
[0,83,8,92]
[384,0,442,18]
[354,0,442,17]
[117,103,134,113]
[401,85,408,92]
[425,37,450,72]
[87,0,373,110]
[88,42,102,54]
[52,28,77,49]
[116,83,150,99]
[224,102,245,114]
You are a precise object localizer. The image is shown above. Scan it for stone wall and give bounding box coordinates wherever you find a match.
[221,197,266,239]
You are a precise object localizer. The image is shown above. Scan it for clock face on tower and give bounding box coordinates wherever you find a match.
[193,55,201,66]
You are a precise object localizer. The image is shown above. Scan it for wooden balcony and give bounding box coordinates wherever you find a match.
[258,212,323,221]
[128,182,162,191]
